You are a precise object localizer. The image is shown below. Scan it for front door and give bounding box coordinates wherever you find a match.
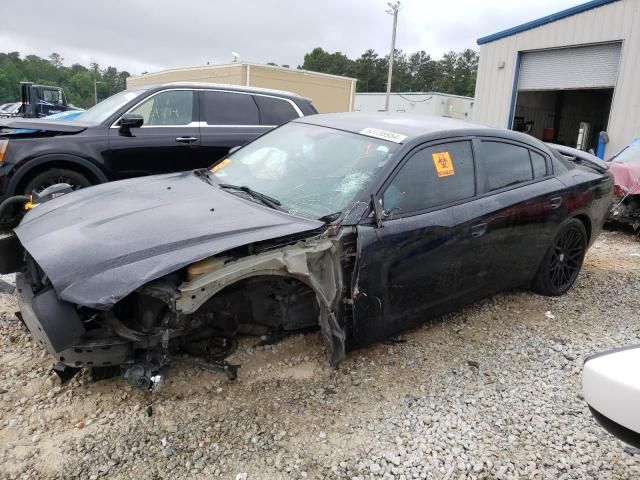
[107,89,202,179]
[352,139,491,348]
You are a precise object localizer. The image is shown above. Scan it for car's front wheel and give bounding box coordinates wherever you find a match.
[531,218,587,296]
[23,168,92,196]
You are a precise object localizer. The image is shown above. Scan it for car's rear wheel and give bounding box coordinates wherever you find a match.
[531,218,587,296]
[23,168,91,196]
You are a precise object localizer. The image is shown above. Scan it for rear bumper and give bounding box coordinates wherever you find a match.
[15,272,132,368]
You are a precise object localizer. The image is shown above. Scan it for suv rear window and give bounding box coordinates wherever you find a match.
[202,91,259,126]
[253,95,299,125]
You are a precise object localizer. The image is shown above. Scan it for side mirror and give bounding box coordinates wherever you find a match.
[228,146,241,155]
[371,194,384,229]
[119,113,144,136]
[582,346,640,448]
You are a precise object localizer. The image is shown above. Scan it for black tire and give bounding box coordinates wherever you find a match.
[23,168,92,196]
[531,218,587,296]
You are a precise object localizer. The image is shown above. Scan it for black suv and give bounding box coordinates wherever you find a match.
[0,83,317,199]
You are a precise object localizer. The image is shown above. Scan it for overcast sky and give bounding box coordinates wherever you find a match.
[0,0,580,75]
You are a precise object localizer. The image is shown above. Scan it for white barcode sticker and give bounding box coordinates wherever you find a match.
[359,127,407,143]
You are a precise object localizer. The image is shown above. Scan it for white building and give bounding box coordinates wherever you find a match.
[473,0,640,157]
[354,92,474,121]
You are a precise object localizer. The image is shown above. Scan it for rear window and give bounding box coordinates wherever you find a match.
[253,95,299,125]
[531,151,548,178]
[202,91,259,126]
[479,141,533,192]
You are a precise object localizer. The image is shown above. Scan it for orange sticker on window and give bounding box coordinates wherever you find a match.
[210,158,231,172]
[431,151,455,177]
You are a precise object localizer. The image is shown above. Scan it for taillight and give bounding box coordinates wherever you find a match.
[0,139,7,164]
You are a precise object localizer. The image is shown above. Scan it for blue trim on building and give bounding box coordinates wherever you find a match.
[477,0,619,45]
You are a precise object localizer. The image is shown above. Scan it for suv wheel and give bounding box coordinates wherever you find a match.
[24,168,91,195]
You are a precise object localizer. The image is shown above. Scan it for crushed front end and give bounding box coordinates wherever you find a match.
[8,233,346,390]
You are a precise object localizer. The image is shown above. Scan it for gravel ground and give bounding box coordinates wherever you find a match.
[1,231,640,479]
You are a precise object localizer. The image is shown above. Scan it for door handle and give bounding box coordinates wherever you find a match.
[549,197,563,210]
[175,136,198,144]
[470,222,487,238]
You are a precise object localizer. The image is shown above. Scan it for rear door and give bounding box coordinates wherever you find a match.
[472,137,567,289]
[198,90,268,166]
[107,89,201,178]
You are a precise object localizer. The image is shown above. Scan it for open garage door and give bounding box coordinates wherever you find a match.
[512,43,622,154]
[518,43,621,91]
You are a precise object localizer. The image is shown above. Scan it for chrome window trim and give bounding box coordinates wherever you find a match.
[110,88,302,129]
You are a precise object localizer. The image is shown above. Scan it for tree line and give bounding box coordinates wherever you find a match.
[0,47,478,110]
[300,47,479,97]
[0,52,130,109]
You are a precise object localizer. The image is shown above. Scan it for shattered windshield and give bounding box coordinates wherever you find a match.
[208,122,399,219]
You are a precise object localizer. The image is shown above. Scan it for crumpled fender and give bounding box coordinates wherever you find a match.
[177,237,346,365]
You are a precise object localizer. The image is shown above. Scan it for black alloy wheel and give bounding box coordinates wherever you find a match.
[531,219,587,296]
[23,168,91,196]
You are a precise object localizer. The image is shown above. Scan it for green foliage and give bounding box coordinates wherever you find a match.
[0,52,130,109]
[300,47,479,97]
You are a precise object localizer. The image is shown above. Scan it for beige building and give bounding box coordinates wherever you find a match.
[127,63,357,114]
[473,0,640,158]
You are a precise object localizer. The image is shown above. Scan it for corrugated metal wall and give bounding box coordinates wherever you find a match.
[473,0,640,156]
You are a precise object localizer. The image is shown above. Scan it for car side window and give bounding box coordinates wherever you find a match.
[478,141,533,192]
[130,90,194,126]
[202,91,259,126]
[530,150,548,178]
[253,96,299,125]
[383,140,475,215]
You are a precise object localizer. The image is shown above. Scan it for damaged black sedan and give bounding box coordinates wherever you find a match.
[1,113,613,389]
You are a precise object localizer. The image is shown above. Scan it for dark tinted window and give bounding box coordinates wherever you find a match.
[531,151,547,178]
[479,141,533,192]
[383,141,475,214]
[253,95,299,125]
[202,91,259,125]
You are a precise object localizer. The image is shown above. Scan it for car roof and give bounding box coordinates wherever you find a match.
[293,112,550,150]
[294,112,488,140]
[140,82,311,102]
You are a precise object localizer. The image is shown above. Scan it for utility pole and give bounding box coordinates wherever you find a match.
[385,1,401,112]
[94,80,103,106]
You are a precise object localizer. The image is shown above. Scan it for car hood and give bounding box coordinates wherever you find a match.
[608,161,640,195]
[0,118,91,133]
[15,171,324,309]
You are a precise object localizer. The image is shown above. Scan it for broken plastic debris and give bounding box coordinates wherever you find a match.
[160,437,167,447]
[75,421,85,429]
[544,311,556,319]
[235,474,248,480]
[467,360,480,369]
